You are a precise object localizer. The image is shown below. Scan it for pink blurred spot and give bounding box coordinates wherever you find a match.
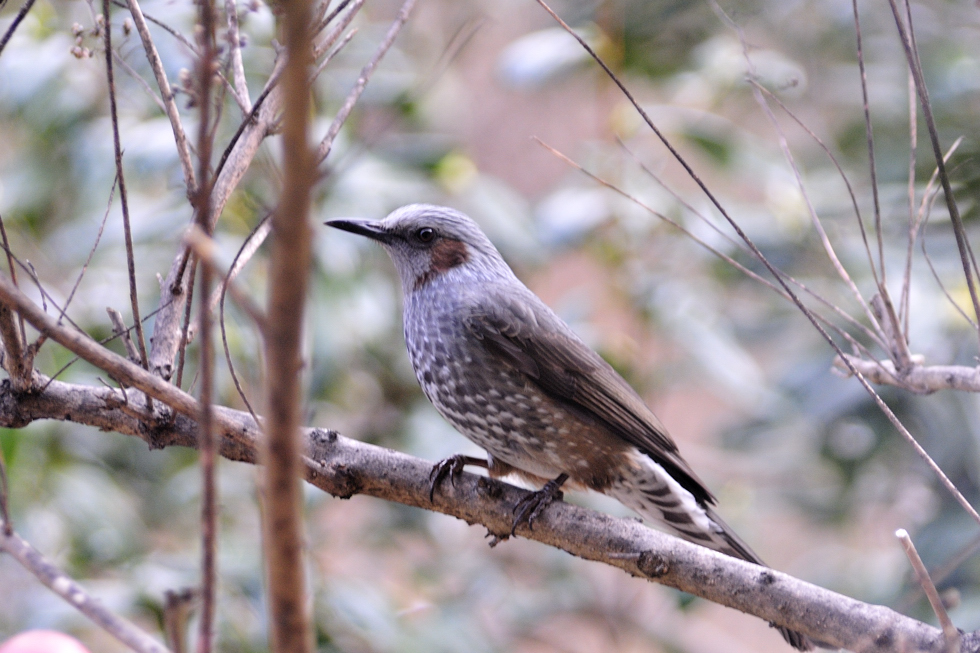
[0,631,92,653]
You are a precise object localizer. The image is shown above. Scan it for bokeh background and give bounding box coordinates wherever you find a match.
[1,0,980,650]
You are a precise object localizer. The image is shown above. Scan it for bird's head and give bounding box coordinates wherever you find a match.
[326,204,512,294]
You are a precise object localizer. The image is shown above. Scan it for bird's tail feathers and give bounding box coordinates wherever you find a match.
[608,454,814,651]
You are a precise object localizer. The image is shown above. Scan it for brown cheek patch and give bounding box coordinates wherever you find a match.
[413,239,470,291]
[430,238,469,272]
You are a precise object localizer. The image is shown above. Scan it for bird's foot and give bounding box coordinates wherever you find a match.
[511,473,569,536]
[428,454,489,502]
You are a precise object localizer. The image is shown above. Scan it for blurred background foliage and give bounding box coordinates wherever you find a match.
[1,0,979,650]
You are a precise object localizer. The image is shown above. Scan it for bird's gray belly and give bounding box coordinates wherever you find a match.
[405,318,568,479]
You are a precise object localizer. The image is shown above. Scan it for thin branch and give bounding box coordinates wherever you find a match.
[315,0,419,164]
[114,0,197,53]
[852,0,886,287]
[0,216,25,346]
[0,0,37,57]
[112,48,167,113]
[312,0,363,60]
[745,77,889,353]
[897,529,960,653]
[163,589,196,653]
[885,0,980,350]
[124,0,197,195]
[184,225,267,332]
[218,217,271,424]
[617,135,887,354]
[901,64,918,341]
[173,258,197,390]
[102,0,151,375]
[535,0,980,532]
[223,0,251,114]
[107,307,141,364]
[0,524,172,653]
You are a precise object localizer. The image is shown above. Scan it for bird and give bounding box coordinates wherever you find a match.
[326,204,812,651]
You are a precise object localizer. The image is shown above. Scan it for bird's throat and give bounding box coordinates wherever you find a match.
[414,239,470,290]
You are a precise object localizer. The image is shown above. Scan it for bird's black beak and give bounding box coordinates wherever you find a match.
[324,218,392,243]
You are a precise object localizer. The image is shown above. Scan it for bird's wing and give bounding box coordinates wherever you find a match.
[463,286,715,505]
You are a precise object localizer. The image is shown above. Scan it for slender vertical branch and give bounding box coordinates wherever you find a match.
[885,0,980,350]
[852,0,886,287]
[190,0,218,648]
[101,0,151,377]
[261,0,315,649]
[224,0,251,114]
[0,216,25,347]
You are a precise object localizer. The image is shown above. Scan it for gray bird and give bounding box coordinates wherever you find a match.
[326,204,811,651]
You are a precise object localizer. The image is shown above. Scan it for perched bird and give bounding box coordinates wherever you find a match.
[326,204,812,651]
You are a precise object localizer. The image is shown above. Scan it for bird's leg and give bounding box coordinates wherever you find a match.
[511,473,569,535]
[428,454,489,502]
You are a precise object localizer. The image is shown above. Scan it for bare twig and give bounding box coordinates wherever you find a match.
[124,0,197,195]
[216,216,272,423]
[897,529,960,653]
[852,0,886,288]
[885,0,980,351]
[107,307,141,364]
[223,0,251,114]
[163,588,196,653]
[0,0,37,57]
[173,258,197,390]
[312,0,363,60]
[0,524,172,653]
[183,225,267,331]
[111,48,167,113]
[0,217,25,347]
[315,0,419,164]
[102,0,151,375]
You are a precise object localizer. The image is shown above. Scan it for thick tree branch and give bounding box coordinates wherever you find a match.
[0,374,972,653]
[0,276,975,651]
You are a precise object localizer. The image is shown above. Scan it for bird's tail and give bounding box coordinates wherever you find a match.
[607,455,814,651]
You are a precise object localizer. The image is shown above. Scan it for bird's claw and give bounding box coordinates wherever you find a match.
[428,454,488,502]
[511,473,569,536]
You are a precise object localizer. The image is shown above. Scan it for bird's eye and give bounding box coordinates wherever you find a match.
[416,227,436,243]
